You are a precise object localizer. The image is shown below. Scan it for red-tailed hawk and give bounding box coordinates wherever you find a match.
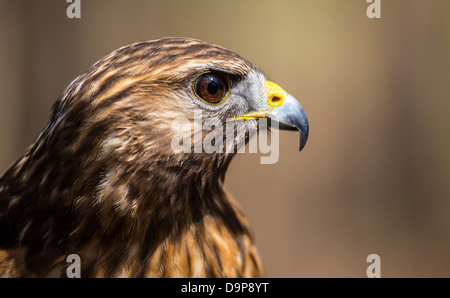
[0,37,308,277]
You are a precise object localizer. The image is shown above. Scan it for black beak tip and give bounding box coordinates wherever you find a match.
[299,129,309,151]
[298,119,309,151]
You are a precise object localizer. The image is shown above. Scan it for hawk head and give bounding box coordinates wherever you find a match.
[0,37,309,277]
[48,38,309,176]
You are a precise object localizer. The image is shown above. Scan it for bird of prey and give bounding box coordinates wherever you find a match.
[0,37,308,277]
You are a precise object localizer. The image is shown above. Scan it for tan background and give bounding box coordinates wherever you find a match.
[1,0,449,277]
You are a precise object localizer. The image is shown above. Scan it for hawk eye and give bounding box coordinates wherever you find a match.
[194,72,229,104]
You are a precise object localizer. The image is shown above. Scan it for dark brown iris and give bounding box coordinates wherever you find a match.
[194,72,228,103]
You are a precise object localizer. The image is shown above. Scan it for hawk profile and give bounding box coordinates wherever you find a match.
[0,38,308,277]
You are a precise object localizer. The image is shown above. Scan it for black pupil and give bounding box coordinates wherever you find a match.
[195,72,228,103]
[207,80,219,95]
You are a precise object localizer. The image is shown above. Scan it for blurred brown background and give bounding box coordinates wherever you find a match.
[0,0,449,277]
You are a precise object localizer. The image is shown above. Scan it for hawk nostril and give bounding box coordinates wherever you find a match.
[269,96,283,107]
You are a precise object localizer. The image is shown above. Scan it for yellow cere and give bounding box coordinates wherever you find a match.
[230,80,286,121]
[265,81,285,108]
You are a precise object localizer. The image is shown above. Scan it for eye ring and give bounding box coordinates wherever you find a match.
[192,71,230,105]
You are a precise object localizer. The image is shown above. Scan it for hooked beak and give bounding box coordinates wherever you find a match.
[230,81,309,151]
[267,89,309,151]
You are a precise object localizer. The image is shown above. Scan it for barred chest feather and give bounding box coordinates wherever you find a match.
[0,194,264,278]
[0,142,264,277]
